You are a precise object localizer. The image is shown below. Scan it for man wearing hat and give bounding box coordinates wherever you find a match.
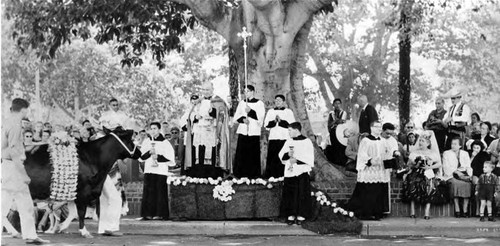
[443,88,471,150]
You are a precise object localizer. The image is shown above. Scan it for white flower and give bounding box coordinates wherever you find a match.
[342,211,348,216]
[266,184,273,189]
[332,202,337,207]
[310,192,315,196]
[333,208,339,213]
[316,197,321,201]
[349,212,354,217]
[326,201,331,206]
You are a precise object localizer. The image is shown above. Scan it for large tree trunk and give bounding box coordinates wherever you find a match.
[398,0,413,130]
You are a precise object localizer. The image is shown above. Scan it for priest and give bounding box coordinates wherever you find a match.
[347,121,391,220]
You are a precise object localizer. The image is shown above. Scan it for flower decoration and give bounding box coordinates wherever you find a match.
[167,176,284,203]
[49,138,79,201]
[311,191,354,218]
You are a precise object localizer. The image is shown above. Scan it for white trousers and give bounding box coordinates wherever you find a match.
[1,186,38,239]
[98,175,122,233]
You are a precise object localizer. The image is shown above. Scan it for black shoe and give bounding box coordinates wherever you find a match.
[409,215,416,219]
[286,219,294,225]
[454,212,460,218]
[480,216,485,222]
[460,211,465,218]
[296,220,304,225]
[488,216,496,222]
[464,212,470,218]
[424,216,430,220]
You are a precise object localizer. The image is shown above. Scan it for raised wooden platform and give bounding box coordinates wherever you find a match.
[168,182,283,220]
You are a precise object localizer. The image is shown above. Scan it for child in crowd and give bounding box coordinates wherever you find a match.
[475,161,498,222]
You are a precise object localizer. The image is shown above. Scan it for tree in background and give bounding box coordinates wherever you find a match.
[4,0,344,181]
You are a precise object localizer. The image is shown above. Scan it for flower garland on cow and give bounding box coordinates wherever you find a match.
[48,131,79,201]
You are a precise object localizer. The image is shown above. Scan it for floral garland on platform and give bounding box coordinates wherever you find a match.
[49,132,79,201]
[312,191,354,218]
[167,176,284,202]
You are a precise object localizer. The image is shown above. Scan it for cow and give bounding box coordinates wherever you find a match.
[19,127,141,238]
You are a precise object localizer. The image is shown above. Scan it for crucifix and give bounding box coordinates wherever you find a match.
[237,27,252,135]
[237,27,252,102]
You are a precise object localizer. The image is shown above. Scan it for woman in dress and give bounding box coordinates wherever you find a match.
[442,137,473,218]
[402,131,443,219]
[469,140,491,216]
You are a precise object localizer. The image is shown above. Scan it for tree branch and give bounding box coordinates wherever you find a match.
[169,0,233,40]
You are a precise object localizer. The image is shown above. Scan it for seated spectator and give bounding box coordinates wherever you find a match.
[442,137,473,218]
[21,117,31,130]
[41,130,51,143]
[491,123,499,139]
[401,132,418,163]
[480,122,495,147]
[465,129,486,151]
[466,112,481,139]
[487,127,500,163]
[43,122,53,132]
[33,121,44,142]
[397,121,416,145]
[401,131,444,219]
[82,119,97,139]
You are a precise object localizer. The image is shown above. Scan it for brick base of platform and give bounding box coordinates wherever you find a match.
[124,177,495,218]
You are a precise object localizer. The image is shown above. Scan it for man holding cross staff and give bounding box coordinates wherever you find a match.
[233,27,266,178]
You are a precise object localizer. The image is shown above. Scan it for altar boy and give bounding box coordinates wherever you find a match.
[278,122,313,225]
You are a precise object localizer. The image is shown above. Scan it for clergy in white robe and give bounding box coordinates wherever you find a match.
[347,121,390,220]
[233,85,266,178]
[264,94,295,178]
[278,122,313,224]
[138,122,176,220]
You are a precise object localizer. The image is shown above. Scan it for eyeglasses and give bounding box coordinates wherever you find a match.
[407,126,414,129]
[25,135,33,138]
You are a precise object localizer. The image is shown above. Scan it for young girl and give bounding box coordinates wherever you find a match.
[475,161,498,222]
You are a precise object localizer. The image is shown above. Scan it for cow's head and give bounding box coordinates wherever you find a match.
[104,126,142,160]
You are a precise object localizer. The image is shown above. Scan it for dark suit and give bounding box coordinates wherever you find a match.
[359,104,379,134]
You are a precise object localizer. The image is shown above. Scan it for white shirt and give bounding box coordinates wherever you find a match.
[264,108,295,140]
[139,137,176,176]
[444,101,471,125]
[442,149,472,181]
[100,110,131,130]
[278,136,314,177]
[233,99,266,136]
